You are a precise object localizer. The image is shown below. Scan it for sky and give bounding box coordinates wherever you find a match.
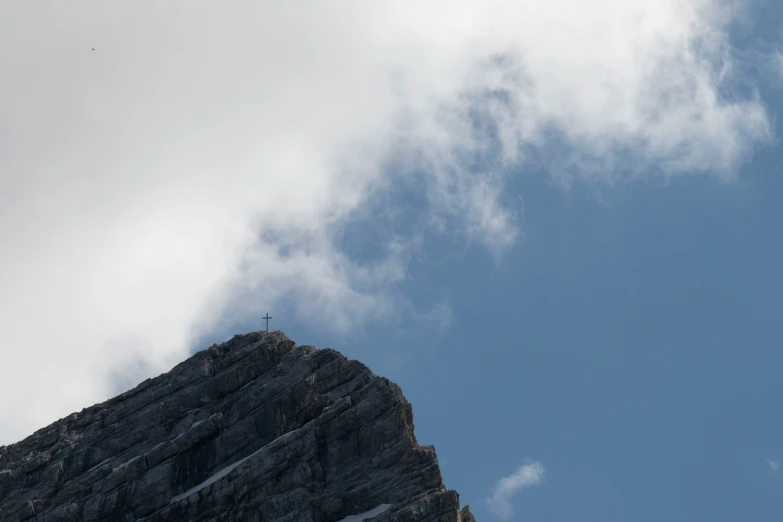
[1,1,783,520]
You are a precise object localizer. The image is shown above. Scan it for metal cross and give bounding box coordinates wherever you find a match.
[262,313,273,331]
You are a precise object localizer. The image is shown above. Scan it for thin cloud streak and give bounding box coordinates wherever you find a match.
[487,461,545,520]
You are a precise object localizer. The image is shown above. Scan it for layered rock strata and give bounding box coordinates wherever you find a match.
[0,331,475,522]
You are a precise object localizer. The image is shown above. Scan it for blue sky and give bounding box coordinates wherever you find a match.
[200,158,783,521]
[3,2,783,521]
[199,25,783,519]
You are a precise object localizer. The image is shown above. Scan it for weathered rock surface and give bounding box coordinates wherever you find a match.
[0,331,475,522]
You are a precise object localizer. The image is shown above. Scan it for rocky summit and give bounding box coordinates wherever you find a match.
[0,331,476,522]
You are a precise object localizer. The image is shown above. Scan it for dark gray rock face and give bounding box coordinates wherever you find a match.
[0,331,475,522]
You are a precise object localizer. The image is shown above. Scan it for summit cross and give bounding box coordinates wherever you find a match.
[262,313,273,331]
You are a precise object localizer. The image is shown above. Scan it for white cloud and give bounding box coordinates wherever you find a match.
[767,458,780,473]
[487,461,545,520]
[0,1,775,444]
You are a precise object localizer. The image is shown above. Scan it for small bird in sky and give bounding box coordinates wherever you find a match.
[92,48,95,51]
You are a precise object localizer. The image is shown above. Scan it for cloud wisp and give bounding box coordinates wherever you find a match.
[767,458,780,474]
[0,1,776,444]
[487,461,546,520]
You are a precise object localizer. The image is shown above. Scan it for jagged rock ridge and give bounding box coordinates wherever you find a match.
[0,331,476,522]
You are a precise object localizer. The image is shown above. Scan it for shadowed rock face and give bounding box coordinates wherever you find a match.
[0,331,476,522]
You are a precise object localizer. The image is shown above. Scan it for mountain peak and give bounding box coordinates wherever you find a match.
[0,331,475,521]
